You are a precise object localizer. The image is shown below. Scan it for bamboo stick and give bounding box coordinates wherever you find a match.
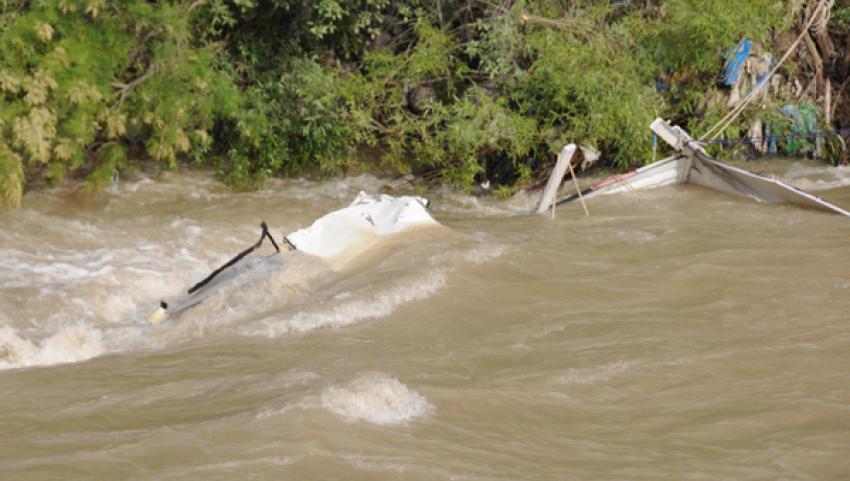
[567,160,589,216]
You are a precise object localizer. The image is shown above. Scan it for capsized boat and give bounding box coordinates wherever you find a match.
[544,118,850,217]
[287,191,438,263]
[147,192,440,325]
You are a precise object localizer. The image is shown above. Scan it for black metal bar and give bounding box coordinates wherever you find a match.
[555,187,595,207]
[261,221,280,253]
[187,221,277,295]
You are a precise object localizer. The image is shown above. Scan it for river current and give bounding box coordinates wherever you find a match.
[1,162,849,480]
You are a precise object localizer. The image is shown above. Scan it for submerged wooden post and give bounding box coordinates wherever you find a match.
[535,144,577,215]
[567,160,589,216]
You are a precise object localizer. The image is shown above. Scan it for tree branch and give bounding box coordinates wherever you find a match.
[112,65,157,107]
[187,0,207,12]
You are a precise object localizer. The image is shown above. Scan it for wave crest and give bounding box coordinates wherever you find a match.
[321,372,433,425]
[0,325,104,370]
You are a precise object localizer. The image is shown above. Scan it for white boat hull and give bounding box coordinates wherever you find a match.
[552,119,850,218]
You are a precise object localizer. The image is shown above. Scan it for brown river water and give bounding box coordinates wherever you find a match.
[1,161,849,480]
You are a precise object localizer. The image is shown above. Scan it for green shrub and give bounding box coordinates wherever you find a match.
[0,0,823,206]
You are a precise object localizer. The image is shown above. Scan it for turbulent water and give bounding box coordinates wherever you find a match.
[1,162,850,480]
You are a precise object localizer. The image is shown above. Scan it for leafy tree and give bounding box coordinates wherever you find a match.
[0,0,822,207]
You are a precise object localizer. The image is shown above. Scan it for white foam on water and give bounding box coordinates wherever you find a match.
[430,187,529,217]
[555,360,633,386]
[462,243,506,264]
[109,171,230,203]
[0,250,115,288]
[248,270,447,337]
[0,177,493,369]
[255,399,317,420]
[253,370,323,420]
[163,456,298,478]
[430,179,617,217]
[342,454,409,474]
[782,164,850,191]
[149,254,335,341]
[0,324,105,370]
[0,210,231,368]
[259,174,391,205]
[321,372,434,426]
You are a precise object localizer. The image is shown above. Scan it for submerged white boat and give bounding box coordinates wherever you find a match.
[147,192,440,325]
[543,119,850,217]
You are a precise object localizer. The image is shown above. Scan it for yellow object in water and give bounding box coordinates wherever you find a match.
[146,302,168,325]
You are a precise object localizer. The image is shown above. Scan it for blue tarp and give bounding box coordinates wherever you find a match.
[722,38,751,86]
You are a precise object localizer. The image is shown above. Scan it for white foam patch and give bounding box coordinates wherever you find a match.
[259,174,391,205]
[555,360,632,385]
[462,243,506,264]
[255,399,316,420]
[0,325,105,370]
[321,372,434,426]
[250,271,447,337]
[110,172,229,203]
[782,164,850,191]
[430,187,528,217]
[342,454,409,474]
[1,181,461,369]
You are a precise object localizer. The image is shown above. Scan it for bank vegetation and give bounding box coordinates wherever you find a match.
[2,0,849,207]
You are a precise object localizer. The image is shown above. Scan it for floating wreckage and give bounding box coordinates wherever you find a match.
[147,192,440,325]
[150,119,849,324]
[537,118,850,218]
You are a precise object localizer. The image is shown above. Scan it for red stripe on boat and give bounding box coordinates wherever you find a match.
[592,171,637,190]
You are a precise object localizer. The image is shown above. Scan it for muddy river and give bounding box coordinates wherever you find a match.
[1,162,849,480]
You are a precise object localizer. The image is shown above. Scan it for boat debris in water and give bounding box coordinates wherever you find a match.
[149,121,849,325]
[147,192,440,325]
[541,118,850,218]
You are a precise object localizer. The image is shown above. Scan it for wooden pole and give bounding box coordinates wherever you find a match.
[825,78,832,126]
[535,144,576,215]
[567,160,589,216]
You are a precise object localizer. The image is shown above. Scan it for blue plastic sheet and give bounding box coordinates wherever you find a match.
[722,38,752,86]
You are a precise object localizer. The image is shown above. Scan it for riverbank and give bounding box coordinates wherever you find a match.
[2,1,849,207]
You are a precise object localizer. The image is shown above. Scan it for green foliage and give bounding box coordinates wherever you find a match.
[0,0,830,206]
[518,13,659,168]
[632,0,792,74]
[0,0,244,200]
[218,58,371,185]
[830,3,850,30]
[621,0,793,141]
[0,142,23,207]
[357,19,538,190]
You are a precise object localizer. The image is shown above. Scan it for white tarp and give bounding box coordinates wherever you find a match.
[286,191,439,266]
